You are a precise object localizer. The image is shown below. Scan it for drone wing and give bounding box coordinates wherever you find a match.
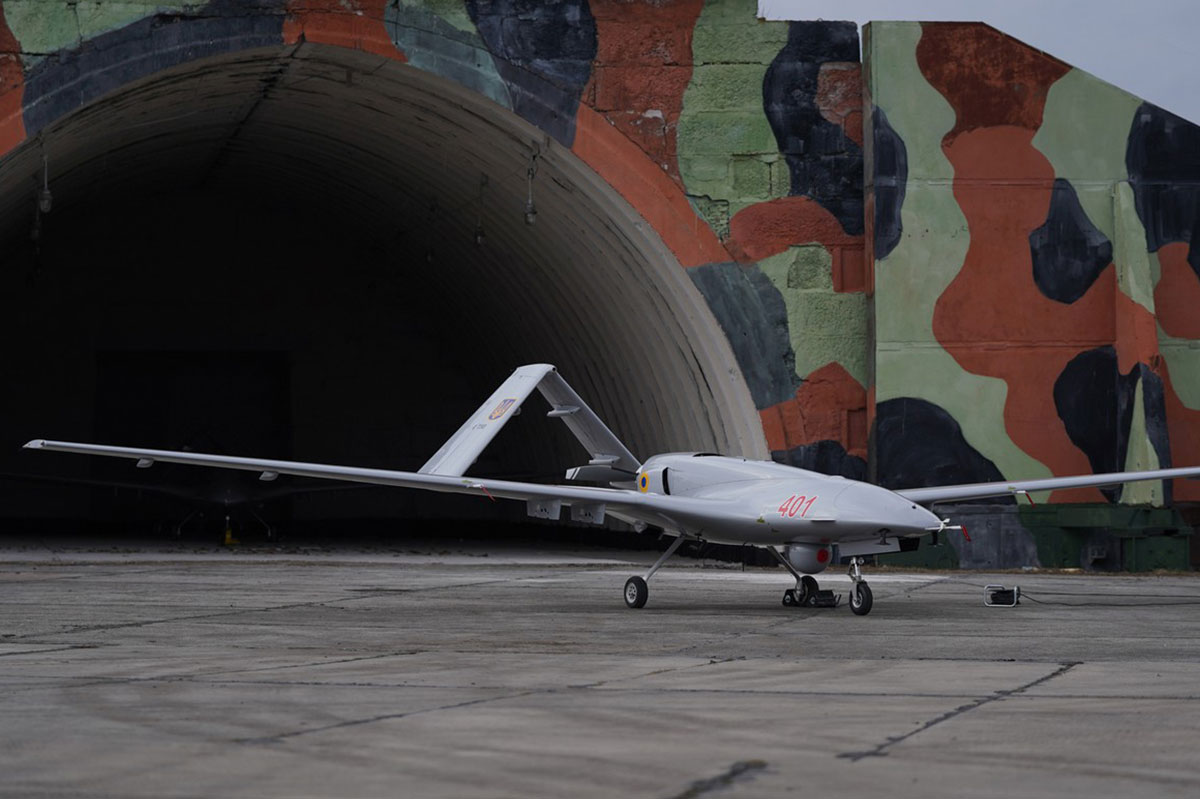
[22,439,730,534]
[895,465,1200,505]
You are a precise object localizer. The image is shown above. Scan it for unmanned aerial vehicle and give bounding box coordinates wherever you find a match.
[25,364,1200,615]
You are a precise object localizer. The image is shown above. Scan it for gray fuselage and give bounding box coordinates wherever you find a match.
[631,453,943,547]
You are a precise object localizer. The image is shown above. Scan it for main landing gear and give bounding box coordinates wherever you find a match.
[767,547,838,608]
[623,535,687,609]
[781,575,820,607]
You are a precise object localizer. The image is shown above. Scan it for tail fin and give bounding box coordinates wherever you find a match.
[419,364,640,478]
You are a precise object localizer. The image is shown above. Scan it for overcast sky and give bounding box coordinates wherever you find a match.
[759,0,1200,123]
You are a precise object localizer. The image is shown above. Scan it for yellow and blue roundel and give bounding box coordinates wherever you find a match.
[638,472,650,493]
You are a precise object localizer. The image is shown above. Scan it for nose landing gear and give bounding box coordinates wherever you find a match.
[848,557,873,616]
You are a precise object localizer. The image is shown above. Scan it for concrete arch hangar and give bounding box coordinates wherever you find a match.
[0,9,767,528]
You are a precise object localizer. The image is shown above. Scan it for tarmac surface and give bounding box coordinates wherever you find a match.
[2,539,1199,798]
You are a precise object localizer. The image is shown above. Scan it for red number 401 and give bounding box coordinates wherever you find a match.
[777,495,817,518]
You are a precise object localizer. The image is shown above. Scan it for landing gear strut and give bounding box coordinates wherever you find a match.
[624,535,687,609]
[848,557,873,616]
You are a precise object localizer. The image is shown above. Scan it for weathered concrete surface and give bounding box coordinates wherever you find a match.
[2,541,1199,798]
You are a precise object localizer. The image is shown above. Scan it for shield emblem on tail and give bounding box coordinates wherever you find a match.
[488,399,516,420]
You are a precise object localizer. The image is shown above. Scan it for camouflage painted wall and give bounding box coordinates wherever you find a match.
[0,0,869,483]
[1,1,1198,528]
[864,21,1200,513]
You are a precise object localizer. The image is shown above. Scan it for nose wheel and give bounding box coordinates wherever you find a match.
[848,557,873,616]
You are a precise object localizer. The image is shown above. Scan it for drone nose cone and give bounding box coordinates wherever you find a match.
[908,500,944,532]
[887,491,941,532]
[836,482,941,535]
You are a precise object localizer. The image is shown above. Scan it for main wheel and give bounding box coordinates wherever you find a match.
[798,575,819,604]
[782,589,797,607]
[850,581,873,616]
[624,576,649,609]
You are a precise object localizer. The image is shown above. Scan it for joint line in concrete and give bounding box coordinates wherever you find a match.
[836,661,1080,762]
